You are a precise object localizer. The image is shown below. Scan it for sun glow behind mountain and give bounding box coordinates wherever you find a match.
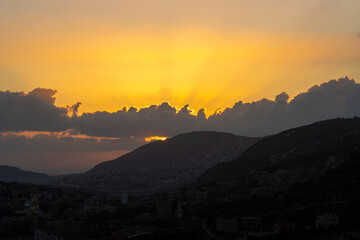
[145,136,168,142]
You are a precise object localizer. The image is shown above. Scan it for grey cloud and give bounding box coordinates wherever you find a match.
[207,77,360,136]
[28,88,57,104]
[0,88,70,132]
[73,102,204,138]
[1,77,360,139]
[275,92,289,103]
[196,108,206,120]
[68,102,82,117]
[74,77,360,138]
[178,104,192,115]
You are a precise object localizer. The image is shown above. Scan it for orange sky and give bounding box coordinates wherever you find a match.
[0,0,360,114]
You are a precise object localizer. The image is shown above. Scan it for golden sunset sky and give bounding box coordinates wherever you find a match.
[1,0,359,114]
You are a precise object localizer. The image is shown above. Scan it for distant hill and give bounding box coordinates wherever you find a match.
[197,118,360,185]
[0,165,52,184]
[58,131,258,193]
[88,131,256,174]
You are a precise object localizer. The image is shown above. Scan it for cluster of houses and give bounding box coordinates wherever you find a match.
[0,180,351,240]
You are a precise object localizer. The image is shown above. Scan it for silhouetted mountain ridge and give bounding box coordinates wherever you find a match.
[58,131,257,193]
[0,165,52,183]
[197,117,360,185]
[88,131,255,174]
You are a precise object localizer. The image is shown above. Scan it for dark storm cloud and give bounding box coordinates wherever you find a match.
[0,88,70,132]
[1,77,360,139]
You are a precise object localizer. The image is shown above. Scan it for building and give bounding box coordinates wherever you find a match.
[24,187,40,215]
[316,213,339,229]
[34,229,63,240]
[240,217,261,233]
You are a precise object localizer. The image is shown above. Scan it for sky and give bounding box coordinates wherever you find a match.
[0,0,360,174]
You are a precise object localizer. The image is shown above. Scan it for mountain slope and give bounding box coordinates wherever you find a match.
[58,131,257,193]
[197,118,360,185]
[88,131,256,174]
[0,165,52,183]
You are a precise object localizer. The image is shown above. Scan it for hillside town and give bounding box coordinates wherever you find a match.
[1,171,359,240]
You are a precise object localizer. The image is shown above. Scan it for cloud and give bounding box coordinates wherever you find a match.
[1,77,360,139]
[197,108,207,120]
[73,102,205,138]
[207,77,360,136]
[67,102,82,117]
[28,88,58,104]
[0,132,143,153]
[0,88,70,132]
[275,92,289,103]
[71,77,360,138]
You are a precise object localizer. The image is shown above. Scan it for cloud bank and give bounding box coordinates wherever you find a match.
[1,76,360,173]
[208,77,360,136]
[1,77,360,139]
